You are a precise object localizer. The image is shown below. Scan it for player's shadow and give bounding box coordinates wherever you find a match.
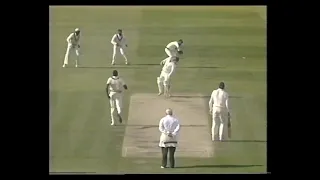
[77,66,145,69]
[170,95,243,99]
[224,140,266,143]
[124,125,207,129]
[181,66,223,69]
[175,164,264,169]
[132,63,160,66]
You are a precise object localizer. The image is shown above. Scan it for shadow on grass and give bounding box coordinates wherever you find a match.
[175,164,264,169]
[225,140,266,143]
[122,124,207,129]
[171,95,243,99]
[77,66,145,69]
[76,65,223,69]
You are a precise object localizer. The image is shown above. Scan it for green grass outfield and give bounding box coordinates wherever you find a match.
[49,6,267,174]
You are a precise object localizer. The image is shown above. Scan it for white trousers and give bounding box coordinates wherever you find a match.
[159,71,171,86]
[165,48,177,57]
[64,43,80,65]
[211,107,229,141]
[112,45,128,63]
[157,71,172,95]
[109,92,123,124]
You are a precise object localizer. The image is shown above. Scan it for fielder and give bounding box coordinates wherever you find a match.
[157,57,179,97]
[106,70,128,126]
[165,39,184,58]
[209,82,231,141]
[110,29,129,65]
[63,28,81,68]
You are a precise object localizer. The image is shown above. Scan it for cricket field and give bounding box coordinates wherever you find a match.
[49,6,267,174]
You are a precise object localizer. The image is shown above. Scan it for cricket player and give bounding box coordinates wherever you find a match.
[110,29,129,65]
[159,108,180,168]
[157,57,179,97]
[106,70,128,126]
[62,28,81,68]
[209,82,231,141]
[165,39,184,58]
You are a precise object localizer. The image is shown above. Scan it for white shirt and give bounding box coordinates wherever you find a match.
[209,88,230,111]
[106,76,126,93]
[166,41,182,51]
[66,32,80,45]
[161,61,176,77]
[159,115,180,136]
[111,34,127,47]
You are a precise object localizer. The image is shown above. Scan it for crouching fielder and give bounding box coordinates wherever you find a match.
[63,28,81,68]
[110,29,129,65]
[165,39,184,58]
[106,70,128,126]
[157,57,179,97]
[209,82,231,141]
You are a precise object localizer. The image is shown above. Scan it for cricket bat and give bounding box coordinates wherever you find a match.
[228,115,232,139]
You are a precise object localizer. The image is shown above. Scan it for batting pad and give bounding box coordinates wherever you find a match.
[122,93,214,158]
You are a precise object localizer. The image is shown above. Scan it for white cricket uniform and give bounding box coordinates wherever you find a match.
[110,34,128,64]
[209,88,230,141]
[160,56,172,66]
[106,76,126,124]
[159,115,181,147]
[63,32,80,66]
[159,60,176,86]
[165,41,182,57]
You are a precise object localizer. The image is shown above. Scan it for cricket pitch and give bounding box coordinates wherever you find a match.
[122,93,214,158]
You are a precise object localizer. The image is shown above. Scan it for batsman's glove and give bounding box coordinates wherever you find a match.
[178,50,183,55]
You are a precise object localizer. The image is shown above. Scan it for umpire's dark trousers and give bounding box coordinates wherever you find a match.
[161,147,176,168]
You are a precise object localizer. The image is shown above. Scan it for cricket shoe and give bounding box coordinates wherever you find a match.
[158,92,163,96]
[118,114,123,124]
[62,64,67,68]
[111,61,115,65]
[75,64,78,68]
[125,62,130,65]
[161,166,166,168]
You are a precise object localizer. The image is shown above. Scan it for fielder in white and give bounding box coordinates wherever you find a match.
[63,28,81,68]
[165,39,184,58]
[106,70,128,126]
[157,57,179,97]
[110,29,129,65]
[209,82,231,141]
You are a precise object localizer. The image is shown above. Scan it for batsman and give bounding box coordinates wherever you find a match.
[157,56,179,97]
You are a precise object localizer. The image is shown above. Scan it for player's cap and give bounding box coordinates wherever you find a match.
[118,29,122,32]
[178,39,183,43]
[219,82,225,89]
[75,28,80,32]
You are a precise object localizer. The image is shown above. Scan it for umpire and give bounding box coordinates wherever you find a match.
[158,108,181,168]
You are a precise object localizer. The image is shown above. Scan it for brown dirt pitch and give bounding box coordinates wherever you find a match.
[122,93,214,158]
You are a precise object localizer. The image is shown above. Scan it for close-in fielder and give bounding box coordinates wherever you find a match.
[208,82,231,141]
[106,70,128,126]
[165,39,184,58]
[157,57,179,97]
[63,28,81,68]
[110,29,129,65]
